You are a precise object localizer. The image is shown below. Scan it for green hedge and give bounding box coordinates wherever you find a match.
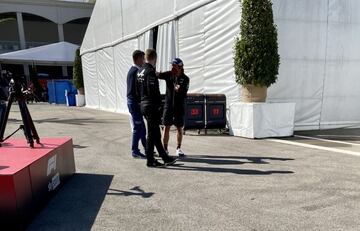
[234,0,280,87]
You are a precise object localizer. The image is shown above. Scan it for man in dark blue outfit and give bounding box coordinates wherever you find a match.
[127,50,147,158]
[137,49,177,167]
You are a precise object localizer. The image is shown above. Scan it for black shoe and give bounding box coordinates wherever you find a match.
[147,160,165,168]
[164,157,177,166]
[132,152,146,159]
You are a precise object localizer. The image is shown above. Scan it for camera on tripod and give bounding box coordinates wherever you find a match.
[0,70,40,148]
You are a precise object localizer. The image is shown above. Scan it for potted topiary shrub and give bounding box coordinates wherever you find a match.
[234,0,280,102]
[73,48,84,94]
[73,48,85,106]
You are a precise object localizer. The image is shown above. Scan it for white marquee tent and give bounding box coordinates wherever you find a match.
[80,0,360,130]
[0,42,79,65]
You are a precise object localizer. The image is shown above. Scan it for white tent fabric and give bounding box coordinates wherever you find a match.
[114,40,138,113]
[138,30,153,51]
[96,47,116,111]
[0,42,79,65]
[156,21,178,72]
[156,21,178,94]
[81,0,360,130]
[82,40,137,113]
[82,52,99,109]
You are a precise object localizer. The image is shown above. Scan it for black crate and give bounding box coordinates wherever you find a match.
[184,93,205,130]
[205,94,226,129]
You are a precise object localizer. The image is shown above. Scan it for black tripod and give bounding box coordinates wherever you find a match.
[0,78,40,148]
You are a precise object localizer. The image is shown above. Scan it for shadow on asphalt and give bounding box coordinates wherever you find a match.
[8,117,125,126]
[73,144,89,149]
[107,186,154,198]
[179,155,294,165]
[167,155,294,175]
[28,173,113,231]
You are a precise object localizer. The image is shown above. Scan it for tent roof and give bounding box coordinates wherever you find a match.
[0,42,79,65]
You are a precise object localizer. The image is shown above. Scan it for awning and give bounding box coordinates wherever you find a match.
[0,42,79,65]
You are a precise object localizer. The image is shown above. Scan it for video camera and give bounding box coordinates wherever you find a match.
[0,70,40,148]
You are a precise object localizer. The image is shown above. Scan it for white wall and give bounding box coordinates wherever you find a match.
[81,0,360,130]
[82,39,137,113]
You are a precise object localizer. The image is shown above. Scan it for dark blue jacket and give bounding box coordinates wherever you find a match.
[127,66,139,102]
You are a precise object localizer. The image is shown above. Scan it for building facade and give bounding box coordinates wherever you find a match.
[0,0,94,77]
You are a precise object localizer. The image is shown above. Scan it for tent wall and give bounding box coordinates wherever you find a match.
[113,39,138,113]
[96,47,116,111]
[82,52,98,109]
[138,30,153,51]
[178,6,206,94]
[268,0,360,130]
[82,39,137,113]
[320,0,360,129]
[178,0,241,104]
[268,0,328,129]
[81,0,360,130]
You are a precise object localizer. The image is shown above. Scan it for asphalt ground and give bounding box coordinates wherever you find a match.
[270,128,360,157]
[2,104,360,231]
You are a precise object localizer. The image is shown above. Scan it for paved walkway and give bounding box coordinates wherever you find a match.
[4,104,359,231]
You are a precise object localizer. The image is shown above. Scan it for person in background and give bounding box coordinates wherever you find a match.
[127,50,147,158]
[137,49,177,167]
[0,72,9,127]
[158,58,189,157]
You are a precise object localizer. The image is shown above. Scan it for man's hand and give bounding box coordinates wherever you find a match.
[174,84,180,92]
[155,71,160,77]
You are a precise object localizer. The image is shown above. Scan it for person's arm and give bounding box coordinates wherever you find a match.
[132,69,141,102]
[178,76,189,98]
[158,71,172,80]
[130,69,137,94]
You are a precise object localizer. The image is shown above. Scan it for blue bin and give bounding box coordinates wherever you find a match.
[48,80,76,104]
[65,89,77,106]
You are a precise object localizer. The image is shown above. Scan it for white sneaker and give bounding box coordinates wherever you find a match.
[176,148,185,157]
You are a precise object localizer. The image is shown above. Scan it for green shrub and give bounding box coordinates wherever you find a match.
[73,48,84,90]
[234,0,280,87]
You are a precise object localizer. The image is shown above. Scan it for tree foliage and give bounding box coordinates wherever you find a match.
[234,0,280,87]
[73,48,84,90]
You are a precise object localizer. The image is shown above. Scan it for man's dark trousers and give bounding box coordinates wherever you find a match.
[141,104,168,163]
[127,98,146,155]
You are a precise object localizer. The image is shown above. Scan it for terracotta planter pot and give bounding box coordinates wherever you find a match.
[77,87,85,95]
[241,85,267,102]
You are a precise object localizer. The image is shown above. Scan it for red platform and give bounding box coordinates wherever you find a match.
[0,137,75,229]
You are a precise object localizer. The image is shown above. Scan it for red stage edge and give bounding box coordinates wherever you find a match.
[0,137,76,230]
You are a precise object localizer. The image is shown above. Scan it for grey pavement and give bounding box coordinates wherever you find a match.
[4,104,360,231]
